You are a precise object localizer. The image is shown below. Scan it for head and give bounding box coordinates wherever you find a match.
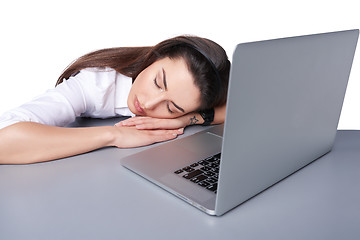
[57,35,230,118]
[128,36,230,118]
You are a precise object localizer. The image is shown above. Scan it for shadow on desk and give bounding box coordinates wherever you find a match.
[66,116,131,128]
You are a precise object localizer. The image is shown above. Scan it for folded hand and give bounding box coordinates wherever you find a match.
[111,126,184,148]
[115,116,188,130]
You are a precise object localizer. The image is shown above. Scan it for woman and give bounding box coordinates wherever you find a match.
[0,35,230,164]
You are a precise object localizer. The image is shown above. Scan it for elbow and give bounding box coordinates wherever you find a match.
[0,127,14,164]
[0,156,35,165]
[0,124,37,165]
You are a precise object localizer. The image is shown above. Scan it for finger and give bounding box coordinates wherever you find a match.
[144,128,183,137]
[146,129,175,135]
[115,118,139,127]
[129,130,178,147]
[117,117,152,127]
[135,119,183,130]
[152,132,179,143]
[135,123,162,130]
[136,121,179,130]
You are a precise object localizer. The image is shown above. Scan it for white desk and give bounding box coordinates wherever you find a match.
[1,117,359,240]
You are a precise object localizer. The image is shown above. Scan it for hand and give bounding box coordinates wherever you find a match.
[111,126,183,148]
[115,116,188,130]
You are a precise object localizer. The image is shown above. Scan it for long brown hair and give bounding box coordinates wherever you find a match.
[56,35,230,110]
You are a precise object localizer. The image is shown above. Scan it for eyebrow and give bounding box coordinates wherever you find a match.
[162,68,168,90]
[172,101,185,113]
[162,68,185,113]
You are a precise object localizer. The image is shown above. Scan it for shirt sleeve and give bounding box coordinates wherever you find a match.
[0,68,118,130]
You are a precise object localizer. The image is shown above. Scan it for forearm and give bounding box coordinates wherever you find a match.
[115,104,227,131]
[0,122,115,164]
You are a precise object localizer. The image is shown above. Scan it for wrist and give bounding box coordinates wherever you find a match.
[182,113,204,126]
[198,108,215,126]
[102,126,117,147]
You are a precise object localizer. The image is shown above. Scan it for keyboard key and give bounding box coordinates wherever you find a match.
[190,175,207,183]
[198,160,209,166]
[206,178,217,184]
[209,163,219,169]
[183,169,203,179]
[200,166,211,172]
[174,169,183,174]
[205,156,217,163]
[198,181,210,188]
[204,171,215,177]
[182,166,195,172]
[206,183,218,192]
[190,163,199,167]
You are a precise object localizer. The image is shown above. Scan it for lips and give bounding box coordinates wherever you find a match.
[134,97,145,115]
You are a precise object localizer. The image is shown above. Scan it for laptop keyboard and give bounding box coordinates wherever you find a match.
[174,153,221,194]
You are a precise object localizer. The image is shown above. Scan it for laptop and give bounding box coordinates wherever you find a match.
[121,29,359,216]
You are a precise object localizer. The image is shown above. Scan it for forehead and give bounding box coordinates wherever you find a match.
[156,57,201,112]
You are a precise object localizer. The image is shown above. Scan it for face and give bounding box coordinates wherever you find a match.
[127,57,201,118]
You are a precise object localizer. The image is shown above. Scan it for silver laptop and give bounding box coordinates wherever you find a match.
[121,30,359,216]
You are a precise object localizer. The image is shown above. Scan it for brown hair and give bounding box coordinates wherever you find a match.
[56,35,230,110]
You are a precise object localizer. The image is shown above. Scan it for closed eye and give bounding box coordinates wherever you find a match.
[167,103,174,113]
[153,78,161,89]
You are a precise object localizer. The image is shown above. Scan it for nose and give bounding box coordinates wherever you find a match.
[143,93,165,110]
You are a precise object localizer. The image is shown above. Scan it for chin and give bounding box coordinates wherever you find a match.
[128,106,138,116]
[127,99,136,115]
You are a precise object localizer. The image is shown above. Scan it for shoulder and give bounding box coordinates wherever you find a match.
[63,67,132,117]
[71,67,130,87]
[77,67,117,84]
[57,67,132,100]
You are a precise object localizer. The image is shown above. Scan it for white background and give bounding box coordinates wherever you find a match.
[0,0,359,129]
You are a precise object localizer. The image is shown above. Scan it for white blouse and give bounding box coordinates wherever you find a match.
[0,68,135,130]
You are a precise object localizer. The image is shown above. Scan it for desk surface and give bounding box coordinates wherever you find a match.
[1,118,360,240]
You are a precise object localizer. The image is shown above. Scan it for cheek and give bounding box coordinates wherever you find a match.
[133,72,153,94]
[130,81,145,98]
